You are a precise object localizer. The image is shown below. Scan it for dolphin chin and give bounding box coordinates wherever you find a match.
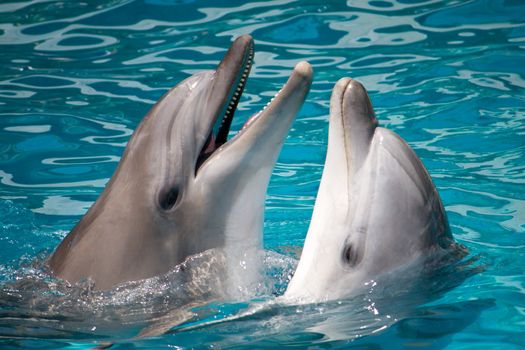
[48,35,313,293]
[284,78,460,303]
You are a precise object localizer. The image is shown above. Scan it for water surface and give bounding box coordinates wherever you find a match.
[1,0,524,349]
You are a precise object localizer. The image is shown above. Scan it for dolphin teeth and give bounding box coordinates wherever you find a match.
[196,40,255,175]
[212,42,253,148]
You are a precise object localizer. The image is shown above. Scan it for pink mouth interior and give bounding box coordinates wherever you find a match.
[203,134,217,156]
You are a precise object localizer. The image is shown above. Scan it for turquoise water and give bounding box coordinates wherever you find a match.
[1,0,524,348]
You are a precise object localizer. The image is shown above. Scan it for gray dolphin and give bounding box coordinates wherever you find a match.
[284,78,459,302]
[48,35,313,292]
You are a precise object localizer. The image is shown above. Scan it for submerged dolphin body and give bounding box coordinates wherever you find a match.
[285,78,458,302]
[49,35,313,292]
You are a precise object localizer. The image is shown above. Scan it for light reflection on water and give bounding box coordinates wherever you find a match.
[0,0,524,349]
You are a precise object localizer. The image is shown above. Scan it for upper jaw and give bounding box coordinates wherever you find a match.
[329,78,378,177]
[195,34,254,173]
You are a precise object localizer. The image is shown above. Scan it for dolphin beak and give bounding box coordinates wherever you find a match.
[196,60,313,176]
[195,35,254,172]
[330,78,378,177]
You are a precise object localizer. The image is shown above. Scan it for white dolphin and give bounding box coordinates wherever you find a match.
[285,78,459,302]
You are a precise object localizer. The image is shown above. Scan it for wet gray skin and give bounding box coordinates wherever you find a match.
[285,78,457,303]
[48,35,313,292]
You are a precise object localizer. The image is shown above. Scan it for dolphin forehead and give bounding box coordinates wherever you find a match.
[129,36,254,176]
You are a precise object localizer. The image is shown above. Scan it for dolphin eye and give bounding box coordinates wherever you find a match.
[343,244,361,267]
[159,187,180,211]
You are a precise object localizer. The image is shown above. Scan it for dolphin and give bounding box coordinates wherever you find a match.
[48,35,313,292]
[284,78,459,302]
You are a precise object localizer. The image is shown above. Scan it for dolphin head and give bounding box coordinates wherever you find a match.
[285,78,453,302]
[49,35,313,291]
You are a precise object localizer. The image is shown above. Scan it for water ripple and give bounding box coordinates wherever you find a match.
[0,0,524,348]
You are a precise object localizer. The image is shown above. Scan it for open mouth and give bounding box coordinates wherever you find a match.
[195,43,254,173]
[194,38,266,174]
